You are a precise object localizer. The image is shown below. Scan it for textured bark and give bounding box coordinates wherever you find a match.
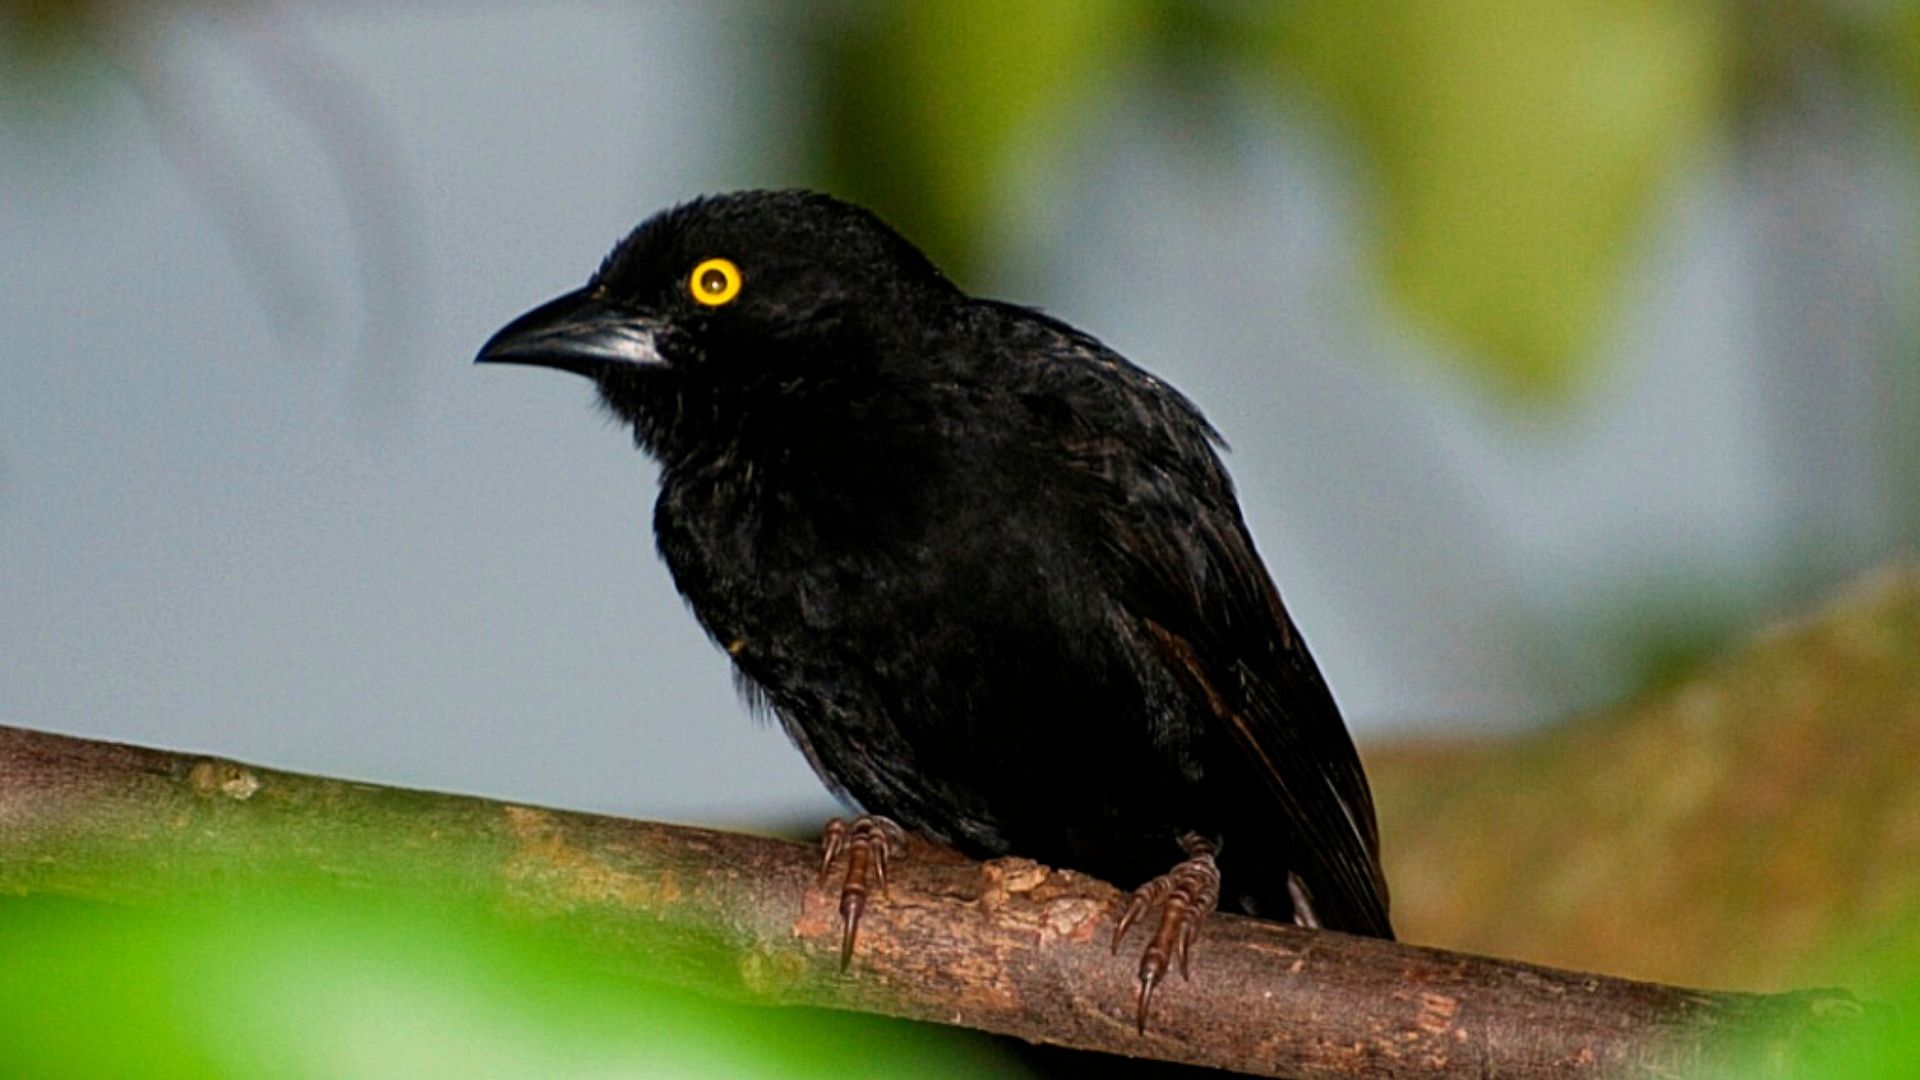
[0,723,1872,1077]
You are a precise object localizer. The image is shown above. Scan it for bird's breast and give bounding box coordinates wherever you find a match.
[652,439,1213,858]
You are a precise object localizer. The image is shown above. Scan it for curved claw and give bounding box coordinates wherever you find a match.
[1111,834,1221,1034]
[817,815,906,970]
[1178,910,1202,979]
[1110,884,1160,953]
[1132,907,1181,1034]
[818,818,847,884]
[1135,959,1164,1035]
[838,887,866,971]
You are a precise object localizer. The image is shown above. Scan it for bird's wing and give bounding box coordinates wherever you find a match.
[1041,352,1392,936]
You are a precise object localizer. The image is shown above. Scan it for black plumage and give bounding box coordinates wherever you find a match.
[478,190,1391,994]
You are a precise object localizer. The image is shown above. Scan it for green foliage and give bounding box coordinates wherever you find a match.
[15,2,1918,401]
[0,892,1025,1080]
[809,0,1738,400]
[1725,955,1920,1080]
[1271,0,1727,399]
[813,0,1148,282]
[0,0,116,128]
[1803,994,1920,1080]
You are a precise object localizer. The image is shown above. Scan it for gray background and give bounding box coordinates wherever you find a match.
[5,7,1910,825]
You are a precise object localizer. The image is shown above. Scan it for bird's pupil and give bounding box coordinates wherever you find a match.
[702,269,727,294]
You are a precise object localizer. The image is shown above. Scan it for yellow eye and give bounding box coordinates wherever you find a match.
[689,257,742,306]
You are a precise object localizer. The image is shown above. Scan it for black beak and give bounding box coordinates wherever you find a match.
[474,287,668,377]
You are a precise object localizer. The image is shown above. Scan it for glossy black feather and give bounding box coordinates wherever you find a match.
[480,190,1392,937]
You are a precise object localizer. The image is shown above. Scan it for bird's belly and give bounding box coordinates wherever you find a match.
[726,553,1215,877]
[659,472,1223,884]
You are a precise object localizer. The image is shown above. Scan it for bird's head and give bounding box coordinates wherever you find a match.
[476,190,960,462]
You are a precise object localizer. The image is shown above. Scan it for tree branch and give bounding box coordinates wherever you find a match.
[0,723,1872,1077]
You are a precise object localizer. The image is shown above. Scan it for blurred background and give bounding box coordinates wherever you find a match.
[6,0,1912,823]
[3,2,1918,1073]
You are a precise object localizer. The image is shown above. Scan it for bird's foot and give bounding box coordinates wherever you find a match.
[818,814,907,970]
[1111,833,1221,1034]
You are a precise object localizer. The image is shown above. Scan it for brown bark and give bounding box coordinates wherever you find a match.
[0,723,1872,1077]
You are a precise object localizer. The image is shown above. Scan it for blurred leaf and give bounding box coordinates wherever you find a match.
[1895,4,1920,118]
[1856,1,1920,159]
[1791,982,1920,1080]
[1272,0,1729,400]
[3,0,92,56]
[1,0,115,126]
[0,892,1027,1080]
[812,0,1148,282]
[1717,954,1920,1080]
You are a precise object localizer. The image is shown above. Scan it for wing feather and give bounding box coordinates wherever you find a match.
[1024,326,1390,934]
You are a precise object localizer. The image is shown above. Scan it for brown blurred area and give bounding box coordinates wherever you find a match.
[1370,563,1920,995]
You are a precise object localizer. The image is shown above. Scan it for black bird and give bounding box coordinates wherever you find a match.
[478,190,1391,1028]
